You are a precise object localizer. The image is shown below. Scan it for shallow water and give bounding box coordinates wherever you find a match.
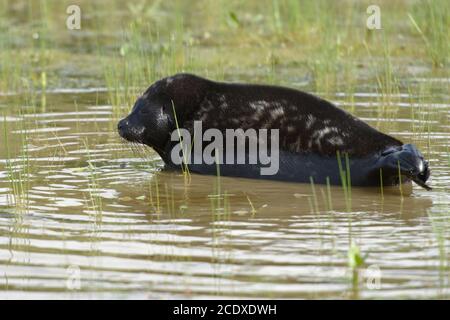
[0,86,449,299]
[0,0,449,299]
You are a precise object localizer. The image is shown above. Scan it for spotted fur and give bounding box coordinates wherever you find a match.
[156,74,402,157]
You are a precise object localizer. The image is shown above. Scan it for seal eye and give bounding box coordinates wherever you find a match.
[140,108,149,115]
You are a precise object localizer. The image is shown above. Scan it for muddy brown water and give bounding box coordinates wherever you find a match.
[0,87,449,299]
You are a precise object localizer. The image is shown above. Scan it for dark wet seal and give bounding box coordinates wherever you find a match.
[118,73,431,190]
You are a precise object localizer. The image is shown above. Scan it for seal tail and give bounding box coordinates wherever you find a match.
[381,143,431,190]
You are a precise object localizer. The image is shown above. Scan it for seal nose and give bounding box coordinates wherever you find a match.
[118,119,131,140]
[118,118,128,132]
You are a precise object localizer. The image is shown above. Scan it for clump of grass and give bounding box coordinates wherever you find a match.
[210,152,223,214]
[171,100,191,183]
[336,151,352,212]
[207,156,233,296]
[397,161,404,199]
[147,172,161,214]
[309,22,341,95]
[40,71,47,111]
[409,0,449,68]
[246,195,257,217]
[82,139,103,221]
[309,176,320,214]
[325,177,333,212]
[101,4,199,125]
[427,206,450,298]
[379,168,384,200]
[2,114,31,213]
[347,241,367,297]
[364,35,402,132]
[307,173,344,216]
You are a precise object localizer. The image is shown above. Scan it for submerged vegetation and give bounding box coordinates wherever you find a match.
[0,0,448,298]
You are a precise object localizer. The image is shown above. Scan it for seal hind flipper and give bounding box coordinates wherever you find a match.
[379,144,432,190]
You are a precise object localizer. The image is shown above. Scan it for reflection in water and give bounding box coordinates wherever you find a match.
[0,86,449,299]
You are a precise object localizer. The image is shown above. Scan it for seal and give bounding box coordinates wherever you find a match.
[118,73,431,190]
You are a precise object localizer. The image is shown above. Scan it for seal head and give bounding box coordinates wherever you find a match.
[118,74,210,162]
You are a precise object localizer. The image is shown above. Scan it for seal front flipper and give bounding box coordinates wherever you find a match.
[377,144,431,190]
